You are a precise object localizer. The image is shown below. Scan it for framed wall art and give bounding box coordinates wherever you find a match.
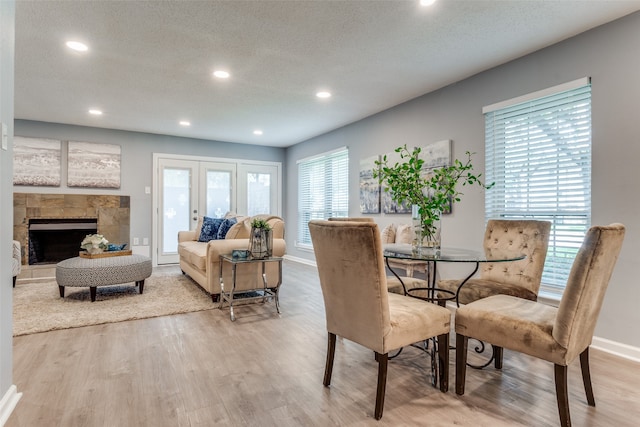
[13,136,62,186]
[381,149,411,214]
[359,155,380,214]
[67,141,121,189]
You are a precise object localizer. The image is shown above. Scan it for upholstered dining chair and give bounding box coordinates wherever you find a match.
[12,240,22,287]
[439,219,551,304]
[327,217,425,296]
[455,223,625,427]
[308,220,451,420]
[438,219,551,367]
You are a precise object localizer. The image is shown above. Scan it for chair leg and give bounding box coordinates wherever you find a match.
[323,333,336,387]
[580,347,596,406]
[437,333,449,392]
[374,352,388,420]
[13,276,17,288]
[455,334,469,395]
[554,364,571,427]
[493,345,503,369]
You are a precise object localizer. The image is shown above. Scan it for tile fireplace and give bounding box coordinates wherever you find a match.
[13,193,130,265]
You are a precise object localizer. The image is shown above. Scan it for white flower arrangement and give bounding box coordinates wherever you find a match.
[81,233,109,252]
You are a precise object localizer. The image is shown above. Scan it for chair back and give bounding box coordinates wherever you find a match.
[309,220,390,352]
[328,217,374,222]
[553,223,625,359]
[481,219,551,296]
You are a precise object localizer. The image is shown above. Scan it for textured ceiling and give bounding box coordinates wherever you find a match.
[14,1,640,148]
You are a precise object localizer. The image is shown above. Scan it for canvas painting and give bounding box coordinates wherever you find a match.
[381,149,411,214]
[13,136,61,186]
[420,139,452,214]
[67,141,121,188]
[359,155,380,214]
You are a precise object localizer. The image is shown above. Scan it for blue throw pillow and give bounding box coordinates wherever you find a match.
[198,217,224,242]
[217,217,237,240]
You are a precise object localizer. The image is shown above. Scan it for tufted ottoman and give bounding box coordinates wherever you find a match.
[56,255,152,302]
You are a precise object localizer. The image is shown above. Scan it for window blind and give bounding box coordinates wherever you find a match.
[297,147,349,248]
[484,80,591,295]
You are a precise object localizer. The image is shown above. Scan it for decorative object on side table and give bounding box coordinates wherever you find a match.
[375,144,492,253]
[80,233,109,255]
[248,218,273,259]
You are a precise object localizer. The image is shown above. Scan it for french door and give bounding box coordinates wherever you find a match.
[154,155,281,265]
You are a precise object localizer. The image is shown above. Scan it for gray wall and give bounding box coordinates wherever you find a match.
[13,120,286,251]
[1,0,16,414]
[285,12,640,349]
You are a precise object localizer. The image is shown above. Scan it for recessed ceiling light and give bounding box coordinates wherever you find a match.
[253,130,263,136]
[179,120,191,127]
[88,109,102,115]
[213,70,230,79]
[66,41,88,52]
[316,91,332,99]
[420,0,437,6]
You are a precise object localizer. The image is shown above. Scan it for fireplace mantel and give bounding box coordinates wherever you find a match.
[13,193,130,265]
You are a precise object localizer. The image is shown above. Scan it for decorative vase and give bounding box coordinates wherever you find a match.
[248,227,272,259]
[411,205,441,255]
[87,247,104,255]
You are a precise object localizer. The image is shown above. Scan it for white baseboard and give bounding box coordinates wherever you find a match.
[283,254,316,267]
[591,336,640,363]
[0,385,22,426]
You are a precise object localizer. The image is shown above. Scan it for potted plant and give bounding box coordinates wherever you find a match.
[374,144,492,251]
[248,218,273,259]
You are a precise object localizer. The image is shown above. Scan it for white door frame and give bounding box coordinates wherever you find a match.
[152,153,282,266]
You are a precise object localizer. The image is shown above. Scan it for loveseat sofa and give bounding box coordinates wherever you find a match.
[178,214,286,302]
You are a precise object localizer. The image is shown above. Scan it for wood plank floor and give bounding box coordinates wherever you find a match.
[8,261,640,426]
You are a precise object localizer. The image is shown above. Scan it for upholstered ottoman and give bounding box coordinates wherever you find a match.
[56,255,152,302]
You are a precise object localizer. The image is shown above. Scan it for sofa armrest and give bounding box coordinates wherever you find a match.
[178,230,197,243]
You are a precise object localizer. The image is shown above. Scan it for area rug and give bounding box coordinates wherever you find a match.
[13,267,216,336]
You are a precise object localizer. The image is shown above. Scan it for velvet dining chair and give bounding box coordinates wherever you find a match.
[455,223,625,427]
[308,220,451,420]
[438,219,551,367]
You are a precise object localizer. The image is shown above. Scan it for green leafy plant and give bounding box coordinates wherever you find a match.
[251,218,272,231]
[374,144,492,246]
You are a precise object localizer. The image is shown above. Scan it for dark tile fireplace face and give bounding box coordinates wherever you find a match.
[28,218,98,264]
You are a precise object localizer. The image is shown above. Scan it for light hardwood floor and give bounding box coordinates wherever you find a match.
[8,261,640,426]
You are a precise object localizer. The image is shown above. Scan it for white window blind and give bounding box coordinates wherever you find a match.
[484,79,591,296]
[297,147,349,248]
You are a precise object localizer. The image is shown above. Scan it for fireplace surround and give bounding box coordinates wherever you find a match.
[13,193,130,266]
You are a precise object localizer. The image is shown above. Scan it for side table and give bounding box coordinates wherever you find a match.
[219,254,283,321]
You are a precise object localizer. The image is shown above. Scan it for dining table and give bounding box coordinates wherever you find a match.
[383,243,526,373]
[383,243,526,306]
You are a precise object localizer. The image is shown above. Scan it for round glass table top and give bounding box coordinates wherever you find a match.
[383,244,525,263]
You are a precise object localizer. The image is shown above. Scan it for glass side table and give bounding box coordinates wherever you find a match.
[219,254,283,321]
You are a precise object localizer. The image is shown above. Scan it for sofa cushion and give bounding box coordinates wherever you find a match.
[217,217,237,239]
[178,240,208,270]
[194,216,204,241]
[226,218,251,239]
[381,224,397,244]
[198,217,224,242]
[395,224,413,244]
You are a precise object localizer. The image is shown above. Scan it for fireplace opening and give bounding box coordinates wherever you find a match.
[28,218,98,265]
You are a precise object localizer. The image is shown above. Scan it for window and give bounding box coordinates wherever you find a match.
[484,78,591,296]
[297,147,349,248]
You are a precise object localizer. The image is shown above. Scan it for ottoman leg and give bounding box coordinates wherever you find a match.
[138,280,145,294]
[90,287,97,302]
[58,285,65,298]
